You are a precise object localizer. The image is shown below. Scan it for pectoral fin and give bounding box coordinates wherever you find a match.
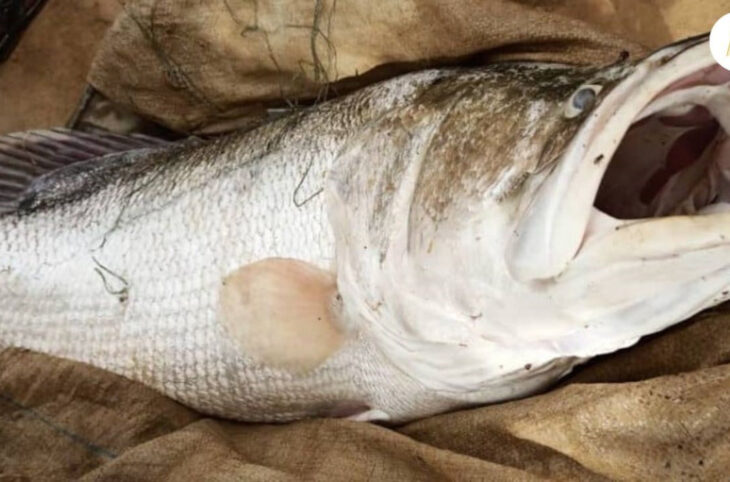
[219,258,345,372]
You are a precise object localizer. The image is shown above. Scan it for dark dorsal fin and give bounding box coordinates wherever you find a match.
[0,128,169,214]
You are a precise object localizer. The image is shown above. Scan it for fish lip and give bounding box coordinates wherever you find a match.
[507,35,717,281]
[645,32,709,64]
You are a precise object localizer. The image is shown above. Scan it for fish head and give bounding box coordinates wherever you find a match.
[327,34,729,415]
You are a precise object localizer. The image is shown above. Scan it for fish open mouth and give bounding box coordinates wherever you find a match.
[509,35,729,281]
[595,64,730,220]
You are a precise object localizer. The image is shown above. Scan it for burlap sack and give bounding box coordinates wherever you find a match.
[87,0,711,133]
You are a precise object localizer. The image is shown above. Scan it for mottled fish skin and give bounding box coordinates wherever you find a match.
[0,37,719,422]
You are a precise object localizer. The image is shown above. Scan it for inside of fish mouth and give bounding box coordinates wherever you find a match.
[594,64,730,220]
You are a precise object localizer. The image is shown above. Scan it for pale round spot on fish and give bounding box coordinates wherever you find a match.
[218,258,345,373]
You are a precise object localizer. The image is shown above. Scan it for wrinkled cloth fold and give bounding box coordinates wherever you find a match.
[88,0,680,133]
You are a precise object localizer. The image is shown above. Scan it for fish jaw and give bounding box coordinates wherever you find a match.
[547,213,730,356]
[508,35,718,282]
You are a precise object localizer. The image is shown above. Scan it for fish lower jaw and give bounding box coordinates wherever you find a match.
[560,206,730,362]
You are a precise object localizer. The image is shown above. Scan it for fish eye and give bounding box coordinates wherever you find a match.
[564,84,603,118]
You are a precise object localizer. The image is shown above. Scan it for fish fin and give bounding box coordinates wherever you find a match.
[219,258,346,373]
[0,127,168,214]
[345,409,391,422]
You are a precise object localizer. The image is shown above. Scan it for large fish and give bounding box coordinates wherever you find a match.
[0,35,728,423]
